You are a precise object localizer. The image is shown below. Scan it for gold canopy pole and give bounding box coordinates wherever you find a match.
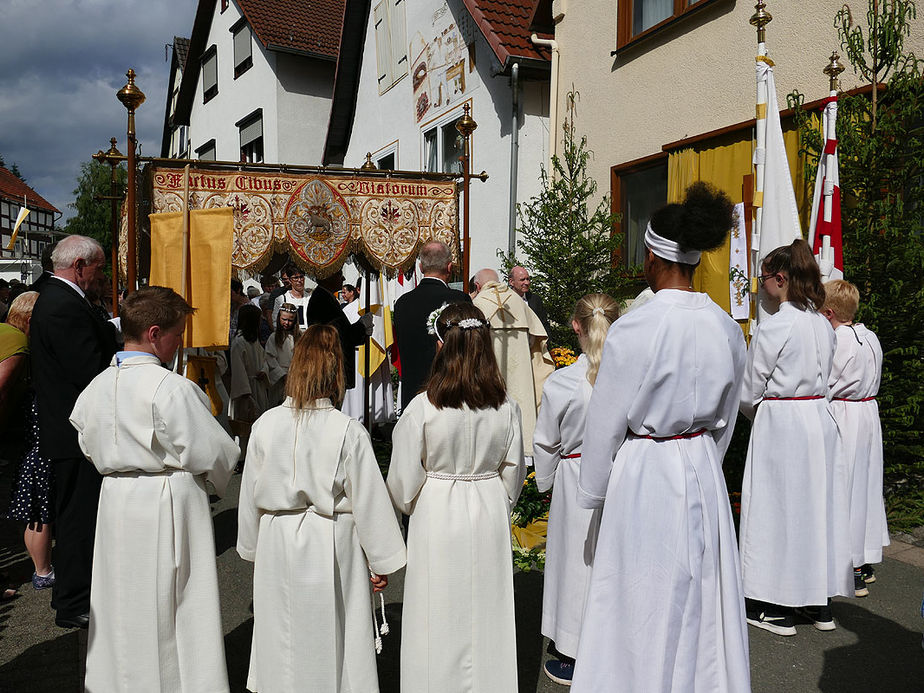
[456,104,479,283]
[92,138,124,316]
[117,69,145,294]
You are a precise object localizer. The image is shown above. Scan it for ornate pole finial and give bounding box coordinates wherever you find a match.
[117,69,146,114]
[750,1,773,45]
[455,103,478,139]
[824,51,845,91]
[360,152,377,170]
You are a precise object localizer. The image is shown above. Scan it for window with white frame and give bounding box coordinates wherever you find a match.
[373,0,408,94]
[373,141,398,171]
[202,46,218,102]
[422,114,464,174]
[238,110,264,163]
[232,20,252,78]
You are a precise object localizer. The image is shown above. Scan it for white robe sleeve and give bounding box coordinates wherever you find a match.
[236,418,265,562]
[712,325,747,462]
[532,383,564,493]
[341,420,407,576]
[386,397,428,515]
[229,338,252,400]
[739,315,792,420]
[155,377,240,495]
[500,399,526,504]
[829,329,856,391]
[264,338,287,386]
[578,326,642,509]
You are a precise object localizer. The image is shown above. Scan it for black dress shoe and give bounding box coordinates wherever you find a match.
[55,613,89,629]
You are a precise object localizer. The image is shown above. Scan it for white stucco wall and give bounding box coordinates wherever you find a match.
[343,0,550,275]
[555,0,924,194]
[187,0,334,165]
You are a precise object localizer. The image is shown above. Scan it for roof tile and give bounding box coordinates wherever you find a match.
[0,167,59,214]
[237,0,345,59]
[462,0,552,68]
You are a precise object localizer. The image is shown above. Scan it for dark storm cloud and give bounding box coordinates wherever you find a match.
[0,0,198,220]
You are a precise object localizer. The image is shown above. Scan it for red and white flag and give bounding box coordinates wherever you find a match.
[807,95,843,281]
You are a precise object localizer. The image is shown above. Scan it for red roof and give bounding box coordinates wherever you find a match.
[0,167,59,213]
[461,0,552,69]
[237,0,345,60]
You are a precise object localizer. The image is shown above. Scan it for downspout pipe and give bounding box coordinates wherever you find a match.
[530,34,560,174]
[508,62,520,258]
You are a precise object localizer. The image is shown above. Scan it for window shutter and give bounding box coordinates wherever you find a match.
[373,2,390,88]
[240,115,262,147]
[233,25,251,68]
[203,51,217,92]
[391,0,408,79]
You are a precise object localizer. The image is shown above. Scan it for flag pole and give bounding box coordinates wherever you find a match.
[820,52,844,274]
[749,0,773,307]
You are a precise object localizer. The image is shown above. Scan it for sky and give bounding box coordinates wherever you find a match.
[0,0,199,222]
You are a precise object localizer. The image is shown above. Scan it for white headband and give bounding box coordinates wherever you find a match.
[644,223,702,265]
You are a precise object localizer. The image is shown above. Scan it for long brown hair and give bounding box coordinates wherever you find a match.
[285,325,345,409]
[274,305,301,349]
[426,303,506,410]
[572,293,620,385]
[762,239,826,310]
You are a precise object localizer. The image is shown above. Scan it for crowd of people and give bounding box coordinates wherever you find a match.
[0,178,893,691]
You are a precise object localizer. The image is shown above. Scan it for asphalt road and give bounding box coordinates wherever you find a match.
[2,472,922,692]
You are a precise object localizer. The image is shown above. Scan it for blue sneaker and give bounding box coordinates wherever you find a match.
[32,568,55,590]
[543,659,574,686]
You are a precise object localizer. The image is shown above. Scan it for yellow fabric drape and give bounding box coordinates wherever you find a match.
[149,207,234,348]
[666,124,808,315]
[184,354,223,416]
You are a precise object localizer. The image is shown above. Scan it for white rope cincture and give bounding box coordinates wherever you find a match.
[370,572,389,654]
[425,471,500,481]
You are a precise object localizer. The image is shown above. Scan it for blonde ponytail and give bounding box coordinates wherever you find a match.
[572,293,620,385]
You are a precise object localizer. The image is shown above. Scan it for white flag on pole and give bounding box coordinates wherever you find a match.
[754,58,803,322]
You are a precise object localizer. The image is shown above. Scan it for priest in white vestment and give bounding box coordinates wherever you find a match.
[70,286,239,693]
[238,324,406,693]
[472,269,554,456]
[341,294,394,423]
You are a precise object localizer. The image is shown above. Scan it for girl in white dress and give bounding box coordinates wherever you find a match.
[263,303,300,407]
[238,324,406,693]
[821,279,889,596]
[387,302,526,693]
[739,239,851,636]
[533,293,620,686]
[574,183,750,692]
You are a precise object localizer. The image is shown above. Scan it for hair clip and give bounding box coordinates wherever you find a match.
[457,318,485,329]
[592,307,604,316]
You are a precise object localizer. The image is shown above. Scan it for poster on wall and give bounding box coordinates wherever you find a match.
[410,5,473,123]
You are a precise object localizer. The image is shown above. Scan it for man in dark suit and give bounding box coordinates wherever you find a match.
[393,241,471,410]
[304,268,372,390]
[31,235,116,629]
[509,265,552,339]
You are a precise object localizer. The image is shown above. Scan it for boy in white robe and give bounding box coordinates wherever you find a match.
[70,286,240,693]
[822,279,889,596]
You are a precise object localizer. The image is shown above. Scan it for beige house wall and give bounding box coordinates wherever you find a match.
[554,0,924,190]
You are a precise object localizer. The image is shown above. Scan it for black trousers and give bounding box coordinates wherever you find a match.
[50,456,102,619]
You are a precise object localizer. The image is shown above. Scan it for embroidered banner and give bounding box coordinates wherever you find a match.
[124,168,459,279]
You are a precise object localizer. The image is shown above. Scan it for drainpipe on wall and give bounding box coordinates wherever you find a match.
[508,61,520,258]
[530,34,560,175]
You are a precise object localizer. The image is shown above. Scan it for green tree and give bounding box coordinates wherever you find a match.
[9,163,26,183]
[500,91,630,349]
[64,159,126,266]
[788,0,924,481]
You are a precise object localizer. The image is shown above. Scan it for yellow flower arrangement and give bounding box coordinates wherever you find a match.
[549,346,578,368]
